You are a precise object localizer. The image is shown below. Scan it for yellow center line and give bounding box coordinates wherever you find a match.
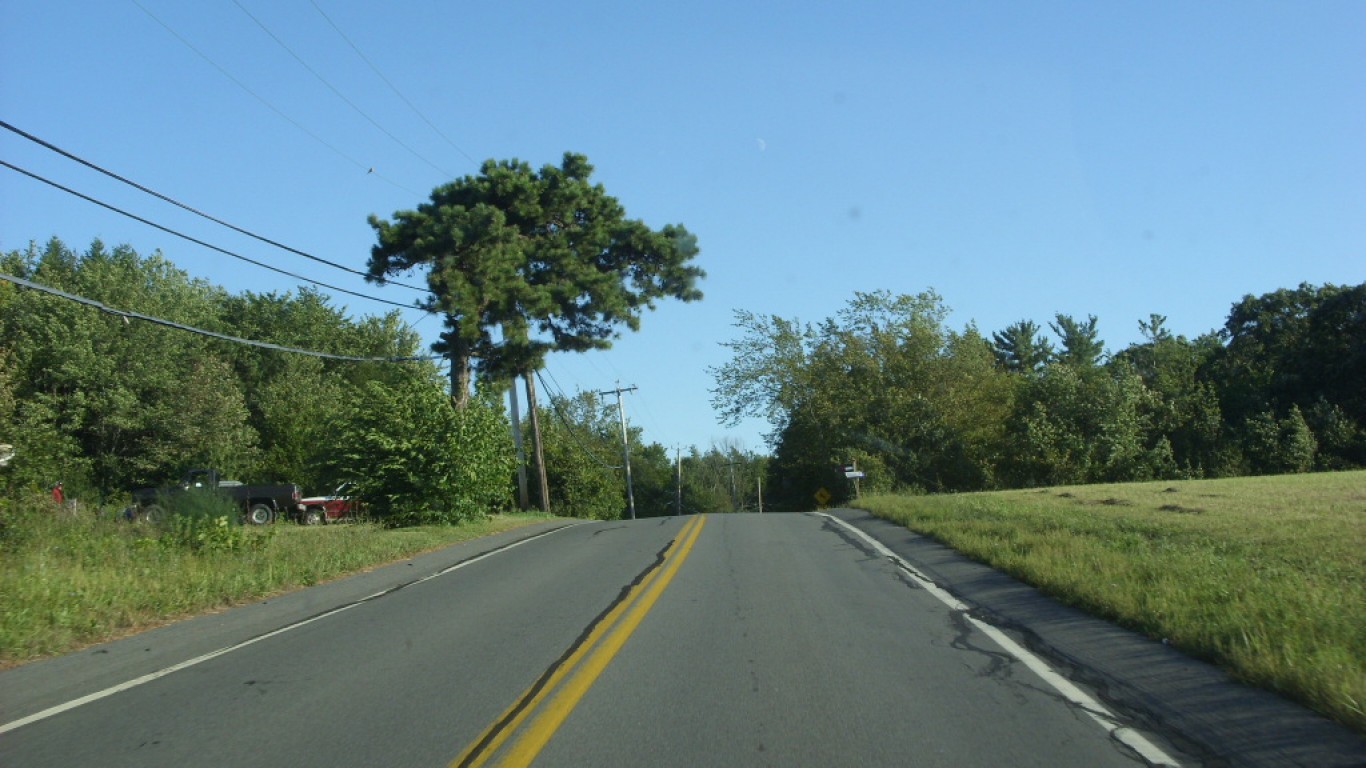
[451,514,706,768]
[500,514,706,766]
[454,534,678,768]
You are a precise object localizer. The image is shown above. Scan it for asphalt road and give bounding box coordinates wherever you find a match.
[2,512,1361,767]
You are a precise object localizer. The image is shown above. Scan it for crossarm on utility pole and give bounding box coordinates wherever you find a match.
[598,383,639,520]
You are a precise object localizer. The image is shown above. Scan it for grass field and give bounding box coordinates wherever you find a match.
[855,470,1366,734]
[0,509,551,668]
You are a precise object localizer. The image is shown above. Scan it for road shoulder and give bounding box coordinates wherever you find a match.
[827,508,1365,768]
[0,519,583,726]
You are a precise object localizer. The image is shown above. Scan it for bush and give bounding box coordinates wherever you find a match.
[154,491,263,553]
[330,376,514,526]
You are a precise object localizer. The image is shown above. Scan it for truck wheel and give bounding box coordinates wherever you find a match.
[301,507,324,526]
[139,505,165,524]
[245,504,274,525]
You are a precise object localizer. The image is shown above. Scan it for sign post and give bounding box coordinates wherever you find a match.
[842,461,864,498]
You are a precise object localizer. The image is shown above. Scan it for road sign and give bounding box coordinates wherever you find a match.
[844,471,865,479]
[814,487,832,506]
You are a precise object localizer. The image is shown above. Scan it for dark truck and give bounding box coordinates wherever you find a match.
[129,468,302,525]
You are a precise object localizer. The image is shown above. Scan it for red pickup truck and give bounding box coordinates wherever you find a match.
[296,483,361,525]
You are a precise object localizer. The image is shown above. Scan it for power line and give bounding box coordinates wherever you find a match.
[308,0,480,169]
[1,159,430,311]
[0,119,432,294]
[0,272,439,362]
[230,0,455,180]
[128,0,421,198]
[536,370,621,470]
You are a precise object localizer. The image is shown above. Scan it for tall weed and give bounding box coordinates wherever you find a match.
[1,498,548,667]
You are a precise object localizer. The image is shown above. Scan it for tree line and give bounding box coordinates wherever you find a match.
[710,284,1366,509]
[2,152,721,523]
[0,238,749,522]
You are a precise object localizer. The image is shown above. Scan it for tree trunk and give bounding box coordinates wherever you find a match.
[449,361,472,409]
[442,328,473,409]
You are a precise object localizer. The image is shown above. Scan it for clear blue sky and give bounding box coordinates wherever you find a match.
[3,1,1363,454]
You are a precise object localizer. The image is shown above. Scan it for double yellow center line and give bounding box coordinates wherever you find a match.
[451,514,707,768]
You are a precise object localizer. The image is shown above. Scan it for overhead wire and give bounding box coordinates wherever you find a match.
[307,0,480,169]
[0,119,432,294]
[229,0,455,180]
[128,0,421,198]
[632,392,673,450]
[546,362,673,450]
[0,272,440,362]
[535,369,621,471]
[0,159,432,312]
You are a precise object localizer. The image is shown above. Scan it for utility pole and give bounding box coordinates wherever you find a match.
[599,382,638,520]
[674,445,682,516]
[525,374,550,514]
[725,460,740,512]
[507,381,529,511]
[757,473,763,514]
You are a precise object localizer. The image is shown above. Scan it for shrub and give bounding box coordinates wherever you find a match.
[329,376,514,526]
[153,491,264,553]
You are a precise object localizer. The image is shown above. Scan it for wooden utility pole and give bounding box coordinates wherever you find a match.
[508,381,529,511]
[725,460,741,512]
[675,446,682,516]
[524,374,550,514]
[599,383,638,520]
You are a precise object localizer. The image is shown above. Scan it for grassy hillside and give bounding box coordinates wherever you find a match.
[856,471,1365,734]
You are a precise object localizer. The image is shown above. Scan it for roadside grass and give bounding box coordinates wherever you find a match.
[854,470,1366,734]
[0,503,552,668]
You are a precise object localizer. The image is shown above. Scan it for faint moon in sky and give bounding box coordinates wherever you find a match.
[756,138,767,151]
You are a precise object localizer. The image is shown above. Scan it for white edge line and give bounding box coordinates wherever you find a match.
[0,522,585,735]
[821,513,1181,768]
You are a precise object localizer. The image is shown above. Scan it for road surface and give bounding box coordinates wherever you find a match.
[3,511,1361,767]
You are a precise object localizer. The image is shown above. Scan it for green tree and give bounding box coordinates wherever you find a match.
[1298,284,1366,463]
[1210,282,1364,468]
[1302,399,1361,470]
[1138,313,1172,344]
[145,356,259,479]
[991,319,1054,373]
[330,375,513,525]
[1243,405,1317,475]
[367,153,704,407]
[678,442,768,513]
[1050,313,1105,367]
[1114,328,1231,476]
[1001,362,1169,487]
[535,391,622,519]
[710,311,813,438]
[713,290,1010,506]
[216,288,425,491]
[1214,283,1325,423]
[2,237,454,506]
[0,238,248,497]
